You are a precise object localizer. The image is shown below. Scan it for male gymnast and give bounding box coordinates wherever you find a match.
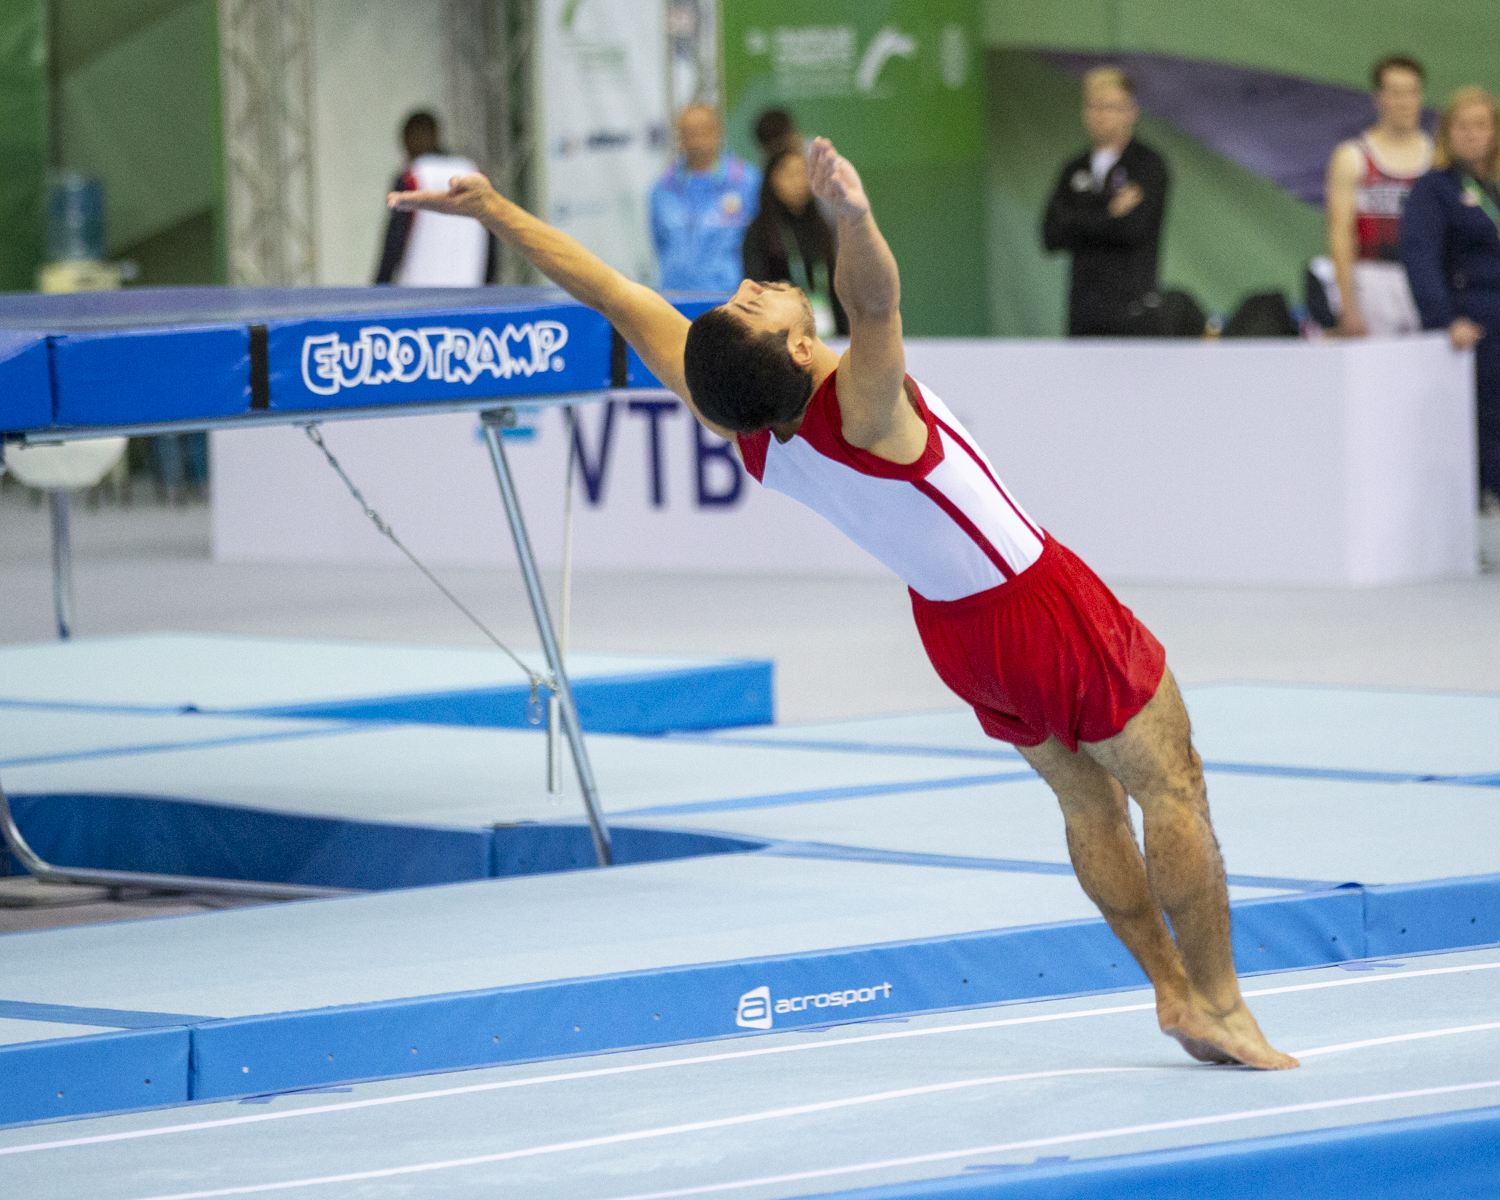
[392,138,1297,1070]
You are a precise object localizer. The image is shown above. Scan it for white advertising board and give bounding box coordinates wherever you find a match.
[213,336,1478,587]
[536,0,669,285]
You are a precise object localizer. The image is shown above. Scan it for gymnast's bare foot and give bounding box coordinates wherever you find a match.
[1157,991,1299,1070]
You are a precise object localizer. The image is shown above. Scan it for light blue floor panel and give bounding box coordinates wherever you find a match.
[710,684,1500,778]
[8,688,1498,884]
[2,949,1495,1200]
[0,855,1112,1019]
[4,718,1018,829]
[0,634,745,711]
[0,1017,121,1046]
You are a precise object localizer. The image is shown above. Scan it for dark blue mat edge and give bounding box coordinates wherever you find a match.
[808,1103,1500,1199]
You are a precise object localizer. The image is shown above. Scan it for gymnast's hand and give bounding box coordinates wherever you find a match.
[808,137,870,222]
[387,172,497,221]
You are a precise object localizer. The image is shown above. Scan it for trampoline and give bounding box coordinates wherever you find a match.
[0,284,721,882]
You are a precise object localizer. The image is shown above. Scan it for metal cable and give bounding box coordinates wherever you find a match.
[302,422,550,723]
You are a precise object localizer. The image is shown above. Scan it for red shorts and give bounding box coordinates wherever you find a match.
[910,537,1166,751]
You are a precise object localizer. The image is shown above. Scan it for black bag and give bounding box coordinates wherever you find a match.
[1224,292,1298,337]
[1121,289,1206,337]
[1304,266,1339,329]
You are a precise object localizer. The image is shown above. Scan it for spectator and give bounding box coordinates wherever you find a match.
[1325,56,1432,336]
[754,108,802,163]
[1400,87,1500,514]
[741,148,847,336]
[650,104,760,292]
[1042,66,1169,336]
[375,112,494,286]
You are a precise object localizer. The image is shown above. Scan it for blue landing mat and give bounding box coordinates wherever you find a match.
[0,635,773,733]
[4,681,1500,1129]
[3,950,1498,1199]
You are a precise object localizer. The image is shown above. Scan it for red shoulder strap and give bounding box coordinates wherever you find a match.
[737,429,770,481]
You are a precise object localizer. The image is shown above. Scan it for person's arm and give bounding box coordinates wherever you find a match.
[1042,161,1092,252]
[808,138,921,460]
[1325,142,1367,336]
[1398,175,1456,329]
[374,171,415,283]
[1397,176,1483,349]
[391,172,733,439]
[1104,149,1167,247]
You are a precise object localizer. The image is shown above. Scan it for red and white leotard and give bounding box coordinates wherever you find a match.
[1354,135,1432,263]
[737,372,1045,601]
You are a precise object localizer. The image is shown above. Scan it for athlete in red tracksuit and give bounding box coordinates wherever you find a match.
[393,138,1297,1071]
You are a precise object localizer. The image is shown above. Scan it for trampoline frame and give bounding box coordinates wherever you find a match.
[1,387,644,889]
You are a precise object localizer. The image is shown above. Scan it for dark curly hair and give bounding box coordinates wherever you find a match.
[683,306,814,433]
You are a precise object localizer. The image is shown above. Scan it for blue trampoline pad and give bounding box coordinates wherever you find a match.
[2,948,1495,1200]
[0,285,725,434]
[0,635,773,734]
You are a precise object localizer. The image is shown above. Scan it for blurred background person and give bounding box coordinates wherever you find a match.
[375,112,493,286]
[1042,66,1169,337]
[650,103,759,292]
[754,108,803,163]
[1401,87,1500,514]
[1325,56,1431,337]
[740,147,847,336]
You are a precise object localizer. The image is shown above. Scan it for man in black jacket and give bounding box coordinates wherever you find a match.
[1043,67,1169,336]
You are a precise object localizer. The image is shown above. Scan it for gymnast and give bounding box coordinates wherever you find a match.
[391,137,1298,1070]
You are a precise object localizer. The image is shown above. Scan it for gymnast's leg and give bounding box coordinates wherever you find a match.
[1070,669,1296,1069]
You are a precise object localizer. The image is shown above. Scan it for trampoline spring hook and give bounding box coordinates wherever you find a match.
[527,679,544,726]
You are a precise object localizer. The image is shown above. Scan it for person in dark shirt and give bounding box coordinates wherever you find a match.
[1043,66,1169,336]
[754,108,803,163]
[742,148,848,336]
[1400,87,1500,513]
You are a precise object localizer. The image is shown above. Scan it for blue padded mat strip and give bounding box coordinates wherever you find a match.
[0,660,773,735]
[812,1104,1500,1199]
[0,285,726,434]
[0,1029,191,1128]
[236,661,774,734]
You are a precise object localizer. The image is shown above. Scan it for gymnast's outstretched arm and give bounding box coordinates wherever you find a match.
[388,174,734,438]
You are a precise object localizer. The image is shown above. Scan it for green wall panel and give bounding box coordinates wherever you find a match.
[0,0,47,292]
[984,50,1323,336]
[983,0,1500,101]
[56,0,218,256]
[721,0,987,335]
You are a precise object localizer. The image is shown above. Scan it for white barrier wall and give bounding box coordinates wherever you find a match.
[212,335,1478,586]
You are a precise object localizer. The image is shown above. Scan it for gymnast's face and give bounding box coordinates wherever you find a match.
[724,279,816,346]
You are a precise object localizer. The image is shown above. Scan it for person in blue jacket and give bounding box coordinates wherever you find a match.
[1400,87,1500,513]
[651,105,760,293]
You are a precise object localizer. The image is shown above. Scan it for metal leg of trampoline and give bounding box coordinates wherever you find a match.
[481,409,613,867]
[50,490,74,640]
[0,779,357,900]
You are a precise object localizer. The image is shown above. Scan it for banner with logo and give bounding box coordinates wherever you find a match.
[536,0,670,285]
[721,0,985,335]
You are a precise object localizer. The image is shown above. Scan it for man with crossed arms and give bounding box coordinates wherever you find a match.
[392,138,1296,1071]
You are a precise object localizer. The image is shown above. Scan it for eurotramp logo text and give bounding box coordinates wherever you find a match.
[735,982,894,1030]
[301,321,569,396]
